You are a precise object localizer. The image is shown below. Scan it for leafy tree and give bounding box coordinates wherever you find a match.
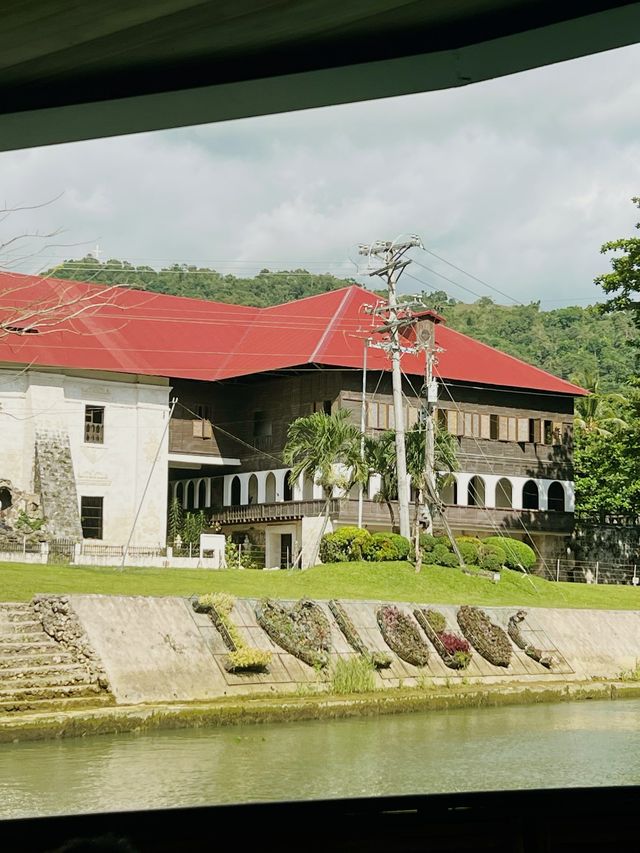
[283,409,367,565]
[572,370,628,436]
[364,430,398,531]
[596,197,640,381]
[167,496,183,545]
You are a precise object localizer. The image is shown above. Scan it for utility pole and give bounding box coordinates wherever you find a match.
[415,316,438,535]
[358,236,422,539]
[357,338,369,529]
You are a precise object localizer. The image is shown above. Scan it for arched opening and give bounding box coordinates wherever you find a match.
[0,487,12,511]
[248,474,258,505]
[265,472,276,503]
[495,478,512,509]
[283,470,293,502]
[548,481,565,512]
[175,481,184,508]
[522,479,539,510]
[185,480,195,510]
[230,476,241,506]
[467,475,485,507]
[440,478,457,505]
[303,473,315,500]
[197,479,207,509]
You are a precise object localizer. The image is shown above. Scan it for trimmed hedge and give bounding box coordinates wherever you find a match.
[329,599,391,669]
[255,598,331,668]
[319,526,372,563]
[320,528,411,563]
[377,604,430,667]
[364,532,411,562]
[483,536,536,570]
[457,605,512,668]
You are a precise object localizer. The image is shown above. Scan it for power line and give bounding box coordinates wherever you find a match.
[421,247,522,305]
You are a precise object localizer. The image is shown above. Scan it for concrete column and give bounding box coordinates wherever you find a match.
[205,478,212,508]
[538,479,550,511]
[193,478,202,509]
[368,473,382,500]
[222,475,233,507]
[293,473,304,501]
[275,468,287,501]
[456,473,472,507]
[238,473,251,505]
[483,474,499,509]
[565,481,575,512]
[511,477,525,510]
[256,471,268,504]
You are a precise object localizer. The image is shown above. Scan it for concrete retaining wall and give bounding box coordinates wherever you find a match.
[58,594,640,706]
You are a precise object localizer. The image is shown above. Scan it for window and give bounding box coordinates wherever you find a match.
[490,414,499,440]
[196,403,212,420]
[543,420,554,444]
[80,496,103,539]
[313,400,333,415]
[84,406,105,444]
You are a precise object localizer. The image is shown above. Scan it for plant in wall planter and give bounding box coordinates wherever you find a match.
[508,610,554,669]
[255,597,332,669]
[195,593,272,673]
[457,605,512,668]
[414,608,472,670]
[329,599,392,669]
[376,604,430,667]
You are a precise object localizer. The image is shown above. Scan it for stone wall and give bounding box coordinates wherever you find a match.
[34,429,83,540]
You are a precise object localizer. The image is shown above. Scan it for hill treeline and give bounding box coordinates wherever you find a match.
[48,257,635,391]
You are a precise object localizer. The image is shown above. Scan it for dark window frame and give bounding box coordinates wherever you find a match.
[80,496,104,539]
[84,405,105,444]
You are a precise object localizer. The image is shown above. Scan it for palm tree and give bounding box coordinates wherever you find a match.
[405,421,459,571]
[283,409,367,564]
[364,430,398,531]
[573,370,628,436]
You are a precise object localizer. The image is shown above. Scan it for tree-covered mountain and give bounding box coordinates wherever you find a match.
[47,257,636,391]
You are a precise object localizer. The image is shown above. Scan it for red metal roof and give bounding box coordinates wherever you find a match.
[0,272,586,395]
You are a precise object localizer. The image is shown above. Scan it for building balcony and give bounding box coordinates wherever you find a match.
[168,418,240,469]
[208,497,573,535]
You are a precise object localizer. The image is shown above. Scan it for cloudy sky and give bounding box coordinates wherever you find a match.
[1,41,639,307]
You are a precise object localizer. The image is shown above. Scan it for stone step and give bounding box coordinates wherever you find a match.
[0,651,75,669]
[0,603,32,613]
[0,682,103,702]
[0,630,50,643]
[0,670,93,691]
[0,640,61,655]
[0,620,42,633]
[0,693,115,714]
[0,662,87,680]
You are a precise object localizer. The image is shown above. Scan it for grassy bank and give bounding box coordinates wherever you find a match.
[2,680,640,743]
[2,560,640,610]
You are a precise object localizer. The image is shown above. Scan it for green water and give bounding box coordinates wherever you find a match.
[2,699,640,819]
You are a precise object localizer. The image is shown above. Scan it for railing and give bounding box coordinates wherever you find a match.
[80,543,166,557]
[538,558,639,586]
[252,435,273,451]
[84,422,104,444]
[575,510,640,527]
[210,499,336,523]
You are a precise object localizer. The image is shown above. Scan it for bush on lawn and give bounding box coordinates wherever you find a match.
[457,540,480,566]
[423,542,459,567]
[319,526,372,563]
[482,536,536,570]
[364,532,411,562]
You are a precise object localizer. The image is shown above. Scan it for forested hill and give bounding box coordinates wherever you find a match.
[47,258,635,391]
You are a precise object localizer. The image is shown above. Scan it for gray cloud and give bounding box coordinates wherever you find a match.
[1,42,639,306]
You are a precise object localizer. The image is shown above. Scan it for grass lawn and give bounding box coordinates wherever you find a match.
[1,560,640,610]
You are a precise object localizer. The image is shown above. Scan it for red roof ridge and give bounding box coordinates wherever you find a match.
[264,283,369,310]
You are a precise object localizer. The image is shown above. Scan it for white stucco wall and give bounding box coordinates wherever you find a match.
[0,367,170,547]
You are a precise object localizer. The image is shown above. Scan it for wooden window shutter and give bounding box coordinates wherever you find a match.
[480,414,491,439]
[369,402,378,429]
[202,420,213,440]
[498,416,509,441]
[447,410,457,434]
[472,413,480,437]
[517,418,529,443]
[192,420,204,438]
[553,421,563,444]
[507,417,517,442]
[464,412,472,437]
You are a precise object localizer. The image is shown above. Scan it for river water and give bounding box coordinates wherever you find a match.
[1,699,639,819]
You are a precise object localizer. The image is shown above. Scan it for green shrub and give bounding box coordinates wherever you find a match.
[483,536,536,570]
[319,526,372,562]
[364,532,411,562]
[424,609,446,634]
[428,543,459,567]
[456,540,480,565]
[478,551,503,572]
[419,533,438,551]
[479,542,507,566]
[330,656,376,694]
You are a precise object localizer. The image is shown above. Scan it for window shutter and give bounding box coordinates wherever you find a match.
[203,420,213,440]
[464,412,472,437]
[447,410,458,434]
[472,413,480,437]
[192,420,204,438]
[507,417,517,442]
[553,421,563,444]
[517,418,529,443]
[498,416,508,441]
[480,414,491,439]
